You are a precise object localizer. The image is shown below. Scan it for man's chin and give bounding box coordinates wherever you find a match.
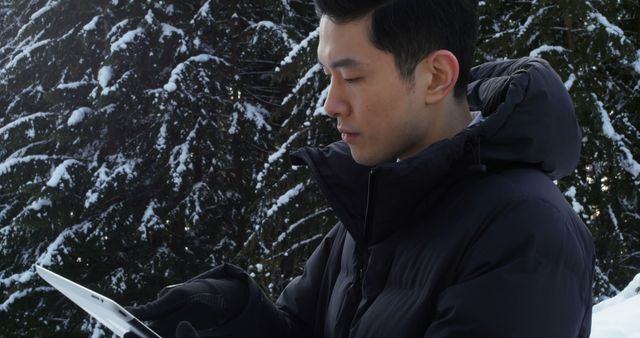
[349,148,385,167]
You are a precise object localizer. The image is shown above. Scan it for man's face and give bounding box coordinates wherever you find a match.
[317,15,435,166]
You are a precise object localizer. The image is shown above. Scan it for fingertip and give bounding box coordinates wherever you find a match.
[176,321,200,338]
[125,305,144,318]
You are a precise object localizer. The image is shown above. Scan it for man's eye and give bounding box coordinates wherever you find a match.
[344,77,361,84]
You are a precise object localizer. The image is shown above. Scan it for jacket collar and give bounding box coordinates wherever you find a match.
[291,133,473,246]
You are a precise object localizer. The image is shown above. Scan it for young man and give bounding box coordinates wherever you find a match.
[129,1,595,337]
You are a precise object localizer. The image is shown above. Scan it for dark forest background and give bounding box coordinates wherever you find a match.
[0,0,638,336]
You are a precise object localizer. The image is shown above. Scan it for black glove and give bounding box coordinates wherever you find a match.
[176,321,201,338]
[127,278,248,338]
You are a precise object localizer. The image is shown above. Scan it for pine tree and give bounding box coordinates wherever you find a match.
[0,0,310,336]
[244,22,337,295]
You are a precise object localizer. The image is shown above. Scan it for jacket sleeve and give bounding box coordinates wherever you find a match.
[424,197,594,338]
[194,224,342,338]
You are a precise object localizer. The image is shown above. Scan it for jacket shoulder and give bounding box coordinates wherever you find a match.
[468,166,568,206]
[453,166,594,276]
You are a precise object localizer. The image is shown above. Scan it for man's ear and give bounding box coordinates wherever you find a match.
[418,50,460,105]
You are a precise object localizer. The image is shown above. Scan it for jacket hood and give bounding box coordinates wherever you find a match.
[291,57,582,245]
[467,57,581,179]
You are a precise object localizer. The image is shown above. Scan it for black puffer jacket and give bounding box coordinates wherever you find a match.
[202,58,594,338]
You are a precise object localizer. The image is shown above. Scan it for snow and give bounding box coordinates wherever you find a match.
[0,155,51,176]
[82,16,99,31]
[107,19,129,39]
[564,73,576,91]
[4,142,47,162]
[0,288,31,312]
[142,201,158,224]
[282,63,322,106]
[606,206,623,243]
[89,323,106,338]
[98,66,113,88]
[592,273,640,337]
[160,23,184,42]
[166,4,175,16]
[144,9,155,25]
[67,107,92,126]
[514,7,549,39]
[84,158,140,208]
[110,28,145,53]
[2,39,51,71]
[596,265,621,297]
[516,14,534,39]
[594,96,640,178]
[36,221,92,267]
[251,21,293,47]
[272,208,330,247]
[164,54,226,92]
[154,117,168,151]
[279,28,320,69]
[594,274,640,313]
[0,266,33,288]
[170,125,198,190]
[314,86,330,116]
[590,12,626,41]
[30,0,59,21]
[529,45,566,58]
[0,221,91,291]
[634,50,640,74]
[26,198,52,211]
[0,203,15,223]
[564,186,585,215]
[256,131,301,190]
[275,0,292,15]
[233,102,272,133]
[195,0,212,21]
[0,287,50,312]
[141,200,164,237]
[109,268,127,292]
[25,127,35,138]
[0,222,90,308]
[268,131,300,164]
[228,111,239,134]
[47,159,81,187]
[275,233,324,258]
[598,105,620,142]
[0,112,52,137]
[265,183,304,218]
[57,81,90,89]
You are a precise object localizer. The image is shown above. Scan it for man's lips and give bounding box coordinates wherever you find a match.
[338,128,359,142]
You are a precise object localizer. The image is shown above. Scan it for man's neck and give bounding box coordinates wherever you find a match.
[397,98,471,162]
[427,97,472,147]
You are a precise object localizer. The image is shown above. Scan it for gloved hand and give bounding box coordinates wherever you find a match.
[176,321,201,338]
[127,278,248,338]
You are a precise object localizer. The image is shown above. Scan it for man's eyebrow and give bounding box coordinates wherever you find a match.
[318,58,364,69]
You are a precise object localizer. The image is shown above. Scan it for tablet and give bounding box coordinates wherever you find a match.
[36,265,161,338]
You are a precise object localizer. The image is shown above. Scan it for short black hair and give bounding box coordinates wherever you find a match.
[314,0,479,98]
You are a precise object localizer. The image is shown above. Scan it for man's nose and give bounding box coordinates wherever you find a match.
[323,82,349,119]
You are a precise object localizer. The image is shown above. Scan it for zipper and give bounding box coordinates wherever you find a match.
[357,168,377,275]
[347,168,377,336]
[363,168,377,246]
